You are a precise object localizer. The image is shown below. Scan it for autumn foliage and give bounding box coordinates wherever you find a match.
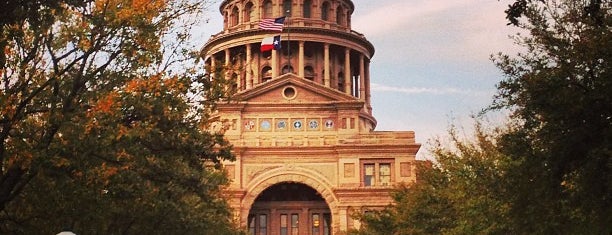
[0,0,239,234]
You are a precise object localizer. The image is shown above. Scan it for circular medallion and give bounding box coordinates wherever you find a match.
[309,120,319,129]
[277,120,287,130]
[293,120,302,129]
[260,120,271,130]
[324,119,334,129]
[244,120,255,130]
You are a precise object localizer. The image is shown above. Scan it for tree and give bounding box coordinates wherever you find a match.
[350,123,512,235]
[492,0,612,233]
[1,0,239,233]
[351,1,610,234]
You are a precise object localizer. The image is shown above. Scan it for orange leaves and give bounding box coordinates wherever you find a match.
[124,74,185,95]
[91,91,120,115]
[85,91,120,133]
[95,0,166,23]
[5,152,34,170]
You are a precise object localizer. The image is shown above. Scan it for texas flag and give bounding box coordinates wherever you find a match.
[260,35,281,52]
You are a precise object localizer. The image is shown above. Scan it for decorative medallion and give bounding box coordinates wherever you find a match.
[292,120,303,130]
[324,119,335,129]
[244,120,255,131]
[276,119,287,131]
[260,120,271,131]
[308,119,319,130]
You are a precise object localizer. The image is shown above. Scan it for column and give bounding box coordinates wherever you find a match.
[344,48,351,95]
[338,207,348,232]
[324,43,330,87]
[246,44,252,89]
[210,55,216,80]
[298,41,305,78]
[253,51,260,85]
[224,49,230,67]
[225,49,232,92]
[272,49,278,78]
[359,54,365,101]
[365,59,372,113]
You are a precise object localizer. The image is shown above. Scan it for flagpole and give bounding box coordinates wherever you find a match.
[285,11,291,74]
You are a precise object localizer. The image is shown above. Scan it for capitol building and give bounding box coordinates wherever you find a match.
[201,0,421,234]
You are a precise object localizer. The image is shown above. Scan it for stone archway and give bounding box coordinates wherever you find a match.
[240,165,339,232]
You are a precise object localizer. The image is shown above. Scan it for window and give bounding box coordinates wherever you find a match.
[338,72,345,92]
[261,66,272,82]
[282,65,294,74]
[231,6,239,26]
[321,2,330,21]
[362,160,394,187]
[303,0,312,18]
[364,164,374,186]
[263,1,273,18]
[248,215,256,235]
[245,2,255,22]
[280,214,288,235]
[323,213,331,235]
[259,214,268,235]
[380,163,391,185]
[311,213,331,235]
[304,66,315,80]
[283,0,292,16]
[291,214,299,235]
[336,6,343,25]
[312,214,320,235]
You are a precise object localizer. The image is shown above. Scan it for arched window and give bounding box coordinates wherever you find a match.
[304,66,315,80]
[283,0,292,17]
[262,66,272,82]
[282,65,294,74]
[263,0,273,18]
[244,2,255,23]
[338,72,345,92]
[321,2,330,21]
[224,12,229,29]
[303,0,312,18]
[336,6,344,25]
[231,6,239,26]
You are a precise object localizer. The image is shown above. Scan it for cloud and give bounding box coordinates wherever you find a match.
[353,0,521,63]
[371,83,491,97]
[352,0,474,37]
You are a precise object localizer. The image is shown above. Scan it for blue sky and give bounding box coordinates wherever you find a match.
[195,0,520,159]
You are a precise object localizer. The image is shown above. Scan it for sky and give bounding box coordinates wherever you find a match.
[194,0,521,159]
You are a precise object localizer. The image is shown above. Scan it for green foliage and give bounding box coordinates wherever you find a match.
[492,0,612,233]
[0,0,241,233]
[353,1,610,234]
[350,123,512,235]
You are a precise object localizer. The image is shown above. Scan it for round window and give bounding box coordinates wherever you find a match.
[282,86,297,100]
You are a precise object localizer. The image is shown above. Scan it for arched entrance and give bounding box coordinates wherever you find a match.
[248,182,332,235]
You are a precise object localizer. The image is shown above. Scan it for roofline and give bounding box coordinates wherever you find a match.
[201,27,375,59]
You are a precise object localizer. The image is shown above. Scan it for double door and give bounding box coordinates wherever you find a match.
[248,201,331,235]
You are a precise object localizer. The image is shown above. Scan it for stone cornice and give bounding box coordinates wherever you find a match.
[201,27,375,58]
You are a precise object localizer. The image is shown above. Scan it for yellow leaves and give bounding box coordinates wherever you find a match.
[95,0,166,23]
[78,37,91,51]
[125,73,183,95]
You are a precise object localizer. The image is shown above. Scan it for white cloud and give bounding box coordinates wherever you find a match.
[371,83,490,97]
[353,0,521,64]
[352,0,476,37]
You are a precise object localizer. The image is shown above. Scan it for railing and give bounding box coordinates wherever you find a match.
[226,131,416,147]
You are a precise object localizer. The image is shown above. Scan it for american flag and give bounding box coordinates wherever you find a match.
[259,16,286,31]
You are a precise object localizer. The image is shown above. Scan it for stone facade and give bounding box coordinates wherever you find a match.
[202,1,420,234]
